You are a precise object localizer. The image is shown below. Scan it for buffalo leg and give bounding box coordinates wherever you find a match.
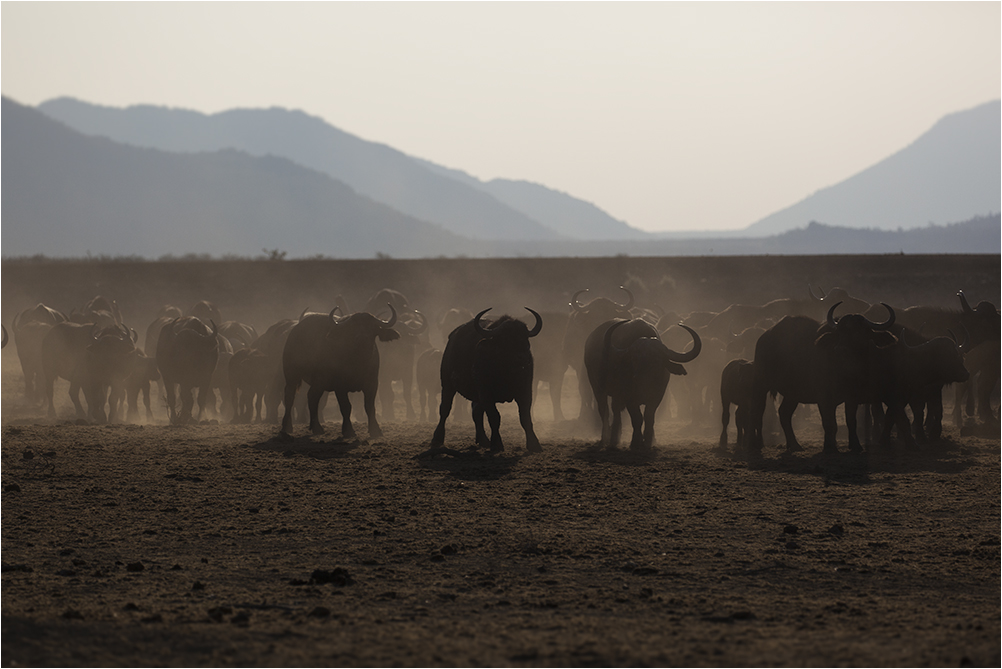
[925,388,943,440]
[595,393,612,446]
[195,384,212,423]
[363,388,382,439]
[163,380,177,424]
[485,403,504,452]
[334,390,356,440]
[641,401,662,451]
[911,399,929,443]
[719,400,732,450]
[472,402,491,450]
[306,384,327,435]
[735,404,749,451]
[777,396,803,452]
[819,403,839,454]
[978,367,1000,425]
[549,376,565,423]
[844,402,862,452]
[44,374,57,419]
[68,379,87,418]
[142,383,154,422]
[609,397,625,449]
[430,386,456,447]
[280,380,300,435]
[626,403,645,450]
[516,394,542,453]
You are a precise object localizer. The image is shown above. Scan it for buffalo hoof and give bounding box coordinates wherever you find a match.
[310,423,326,436]
[526,442,542,454]
[276,431,295,443]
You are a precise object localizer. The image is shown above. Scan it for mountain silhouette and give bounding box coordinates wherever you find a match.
[37,97,586,242]
[410,158,648,240]
[2,96,472,258]
[745,100,1001,235]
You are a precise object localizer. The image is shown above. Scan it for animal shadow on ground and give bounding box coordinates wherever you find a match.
[415,445,520,481]
[248,434,359,460]
[719,435,978,484]
[569,442,660,467]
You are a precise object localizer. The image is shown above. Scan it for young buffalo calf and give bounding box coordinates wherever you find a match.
[719,358,756,451]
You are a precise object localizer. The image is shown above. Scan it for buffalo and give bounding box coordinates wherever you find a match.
[563,287,635,421]
[719,358,756,451]
[584,318,701,451]
[430,308,543,453]
[280,307,399,439]
[156,317,220,424]
[751,303,897,454]
[41,322,136,422]
[13,303,68,402]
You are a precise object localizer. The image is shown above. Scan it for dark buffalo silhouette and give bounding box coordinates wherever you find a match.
[280,307,399,439]
[720,358,756,451]
[562,287,634,421]
[584,318,700,451]
[750,303,897,454]
[156,317,220,425]
[430,308,543,453]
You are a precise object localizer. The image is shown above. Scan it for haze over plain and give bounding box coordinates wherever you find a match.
[2,2,999,233]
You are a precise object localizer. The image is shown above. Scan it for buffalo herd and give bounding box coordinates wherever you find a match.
[6,285,1000,456]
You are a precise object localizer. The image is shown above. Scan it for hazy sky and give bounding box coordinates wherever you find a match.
[2,2,999,232]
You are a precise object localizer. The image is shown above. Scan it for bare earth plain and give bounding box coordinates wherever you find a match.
[1,254,999,667]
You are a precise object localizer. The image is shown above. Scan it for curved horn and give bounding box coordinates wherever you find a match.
[2,325,7,349]
[664,324,702,363]
[474,308,492,336]
[948,325,970,353]
[130,327,139,343]
[826,301,843,328]
[603,319,631,354]
[617,286,635,310]
[570,289,589,311]
[957,290,973,314]
[525,308,543,337]
[329,306,342,321]
[409,310,428,334]
[863,303,895,330]
[381,303,397,328]
[299,307,310,321]
[809,284,824,302]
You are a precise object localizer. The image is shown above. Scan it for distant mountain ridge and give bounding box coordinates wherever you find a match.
[746,100,1001,235]
[38,97,647,242]
[4,94,998,258]
[411,158,648,240]
[1,96,472,258]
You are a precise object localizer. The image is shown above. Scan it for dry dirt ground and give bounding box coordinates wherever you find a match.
[2,354,999,668]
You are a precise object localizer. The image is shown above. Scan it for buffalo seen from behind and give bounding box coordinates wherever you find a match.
[156,317,220,425]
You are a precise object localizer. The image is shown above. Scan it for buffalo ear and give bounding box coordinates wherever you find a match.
[666,361,687,376]
[378,329,401,343]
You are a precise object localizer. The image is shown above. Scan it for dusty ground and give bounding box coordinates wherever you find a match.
[2,254,999,666]
[2,357,999,668]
